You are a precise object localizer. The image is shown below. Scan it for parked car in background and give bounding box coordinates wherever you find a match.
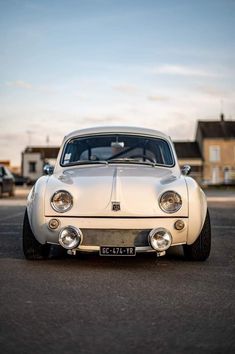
[12,173,29,186]
[0,165,15,197]
[23,126,211,261]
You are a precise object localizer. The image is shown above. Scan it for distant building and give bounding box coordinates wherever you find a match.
[0,160,21,174]
[174,142,202,182]
[21,117,235,185]
[0,160,11,168]
[21,147,60,183]
[196,114,235,184]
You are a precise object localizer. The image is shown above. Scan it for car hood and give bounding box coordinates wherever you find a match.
[44,165,188,217]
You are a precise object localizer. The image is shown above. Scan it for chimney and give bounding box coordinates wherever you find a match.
[220,113,224,121]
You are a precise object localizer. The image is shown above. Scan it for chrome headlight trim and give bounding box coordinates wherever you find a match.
[59,226,83,249]
[50,190,73,213]
[159,190,182,214]
[149,228,172,251]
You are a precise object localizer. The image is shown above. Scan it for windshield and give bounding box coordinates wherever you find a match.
[61,134,174,167]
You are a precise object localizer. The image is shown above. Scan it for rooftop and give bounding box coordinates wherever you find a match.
[197,119,235,139]
[174,142,202,159]
[64,126,170,141]
[24,147,60,159]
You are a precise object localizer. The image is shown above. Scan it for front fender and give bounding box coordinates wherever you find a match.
[185,177,207,245]
[27,176,49,244]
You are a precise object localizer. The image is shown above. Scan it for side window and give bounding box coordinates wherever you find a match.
[4,167,12,177]
[29,161,37,173]
[2,167,7,176]
[209,146,220,162]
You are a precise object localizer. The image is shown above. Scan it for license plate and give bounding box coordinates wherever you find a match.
[100,246,136,256]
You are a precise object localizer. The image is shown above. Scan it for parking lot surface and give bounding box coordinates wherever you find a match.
[0,189,235,354]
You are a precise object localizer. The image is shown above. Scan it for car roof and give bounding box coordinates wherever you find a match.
[64,126,170,141]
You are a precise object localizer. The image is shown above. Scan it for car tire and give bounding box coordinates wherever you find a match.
[183,210,211,261]
[23,209,51,260]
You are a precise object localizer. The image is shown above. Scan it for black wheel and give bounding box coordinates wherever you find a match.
[183,210,211,261]
[23,209,51,260]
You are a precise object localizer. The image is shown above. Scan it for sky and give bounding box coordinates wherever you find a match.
[0,0,235,166]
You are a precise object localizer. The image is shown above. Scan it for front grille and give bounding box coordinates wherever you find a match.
[81,229,151,247]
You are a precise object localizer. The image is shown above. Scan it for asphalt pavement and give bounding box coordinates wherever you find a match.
[0,189,235,354]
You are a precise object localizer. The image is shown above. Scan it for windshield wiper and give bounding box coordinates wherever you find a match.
[64,159,163,167]
[64,160,108,167]
[108,158,155,166]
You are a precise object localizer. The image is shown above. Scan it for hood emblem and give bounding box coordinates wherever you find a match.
[112,202,121,212]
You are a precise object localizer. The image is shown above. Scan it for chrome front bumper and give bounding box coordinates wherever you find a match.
[40,217,188,253]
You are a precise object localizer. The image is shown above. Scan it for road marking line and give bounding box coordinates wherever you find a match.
[207,197,235,202]
[0,200,26,206]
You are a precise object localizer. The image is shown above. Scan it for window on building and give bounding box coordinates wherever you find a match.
[29,161,37,173]
[209,146,220,162]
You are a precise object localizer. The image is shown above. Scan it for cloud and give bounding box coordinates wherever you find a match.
[80,115,126,125]
[5,81,59,94]
[147,95,169,102]
[168,120,195,140]
[73,93,89,101]
[6,80,33,90]
[0,132,26,143]
[197,85,229,98]
[112,84,139,94]
[152,65,218,77]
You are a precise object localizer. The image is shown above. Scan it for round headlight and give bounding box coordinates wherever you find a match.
[149,228,172,251]
[51,190,73,213]
[159,191,182,213]
[59,226,82,249]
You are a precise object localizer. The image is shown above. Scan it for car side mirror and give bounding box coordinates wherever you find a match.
[181,164,191,176]
[43,164,54,175]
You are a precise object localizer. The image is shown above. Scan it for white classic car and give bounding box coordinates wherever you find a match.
[23,126,211,261]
